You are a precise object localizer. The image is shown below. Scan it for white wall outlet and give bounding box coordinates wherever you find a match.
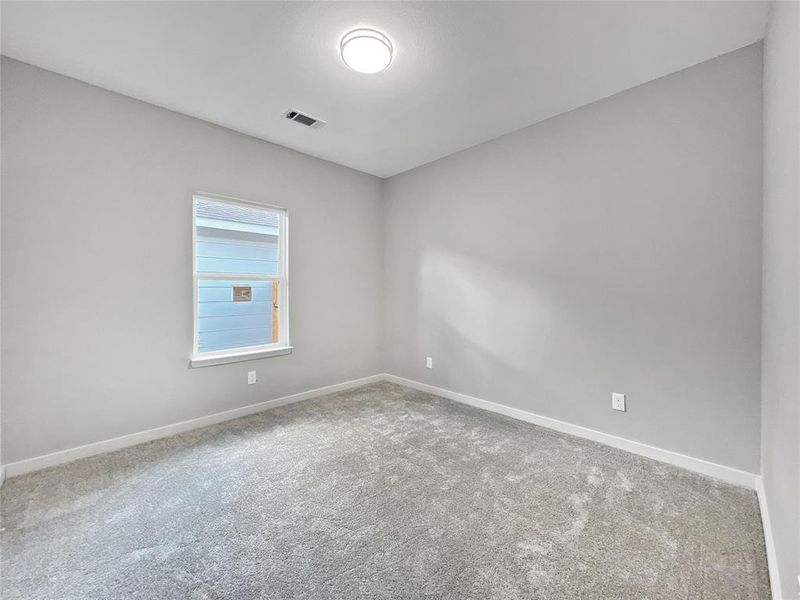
[247,370,257,385]
[426,357,433,369]
[612,393,626,412]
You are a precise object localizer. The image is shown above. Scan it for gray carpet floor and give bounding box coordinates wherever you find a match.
[1,382,770,599]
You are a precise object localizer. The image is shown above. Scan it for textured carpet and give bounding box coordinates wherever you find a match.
[1,382,770,599]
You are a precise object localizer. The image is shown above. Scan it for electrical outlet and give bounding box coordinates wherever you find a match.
[247,371,257,385]
[426,357,433,369]
[612,393,626,412]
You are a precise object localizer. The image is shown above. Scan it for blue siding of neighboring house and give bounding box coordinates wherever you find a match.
[196,227,279,353]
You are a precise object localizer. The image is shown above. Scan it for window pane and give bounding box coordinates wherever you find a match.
[195,198,279,276]
[197,279,279,352]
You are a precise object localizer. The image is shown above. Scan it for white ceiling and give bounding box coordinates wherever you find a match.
[1,1,768,178]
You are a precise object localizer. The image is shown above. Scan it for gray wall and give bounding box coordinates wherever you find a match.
[383,45,763,473]
[1,58,384,464]
[761,2,799,597]
[0,44,770,480]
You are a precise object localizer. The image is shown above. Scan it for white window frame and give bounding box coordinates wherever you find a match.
[190,192,291,368]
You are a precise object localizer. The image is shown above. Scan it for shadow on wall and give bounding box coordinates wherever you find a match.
[412,242,758,457]
[417,245,588,416]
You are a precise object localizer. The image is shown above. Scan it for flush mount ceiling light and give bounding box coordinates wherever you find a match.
[340,28,393,74]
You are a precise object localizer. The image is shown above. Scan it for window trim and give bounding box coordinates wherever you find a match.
[190,192,291,368]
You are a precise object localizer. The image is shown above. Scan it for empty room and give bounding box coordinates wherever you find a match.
[0,1,798,599]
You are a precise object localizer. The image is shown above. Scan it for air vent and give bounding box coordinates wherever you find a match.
[284,109,327,129]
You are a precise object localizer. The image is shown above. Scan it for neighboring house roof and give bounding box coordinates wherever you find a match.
[196,197,280,228]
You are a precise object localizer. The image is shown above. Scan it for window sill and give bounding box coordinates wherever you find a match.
[189,346,293,368]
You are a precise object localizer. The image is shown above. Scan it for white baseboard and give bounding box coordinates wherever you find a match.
[3,372,774,592]
[756,476,784,600]
[2,373,384,478]
[383,373,758,489]
[1,371,760,491]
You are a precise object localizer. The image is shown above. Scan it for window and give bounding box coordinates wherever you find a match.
[190,194,290,367]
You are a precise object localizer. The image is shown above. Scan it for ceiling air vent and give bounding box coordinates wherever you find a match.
[284,109,327,129]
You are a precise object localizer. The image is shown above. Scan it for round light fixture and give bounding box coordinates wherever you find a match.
[340,28,393,74]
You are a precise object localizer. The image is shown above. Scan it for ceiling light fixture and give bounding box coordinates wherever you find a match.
[340,28,393,74]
